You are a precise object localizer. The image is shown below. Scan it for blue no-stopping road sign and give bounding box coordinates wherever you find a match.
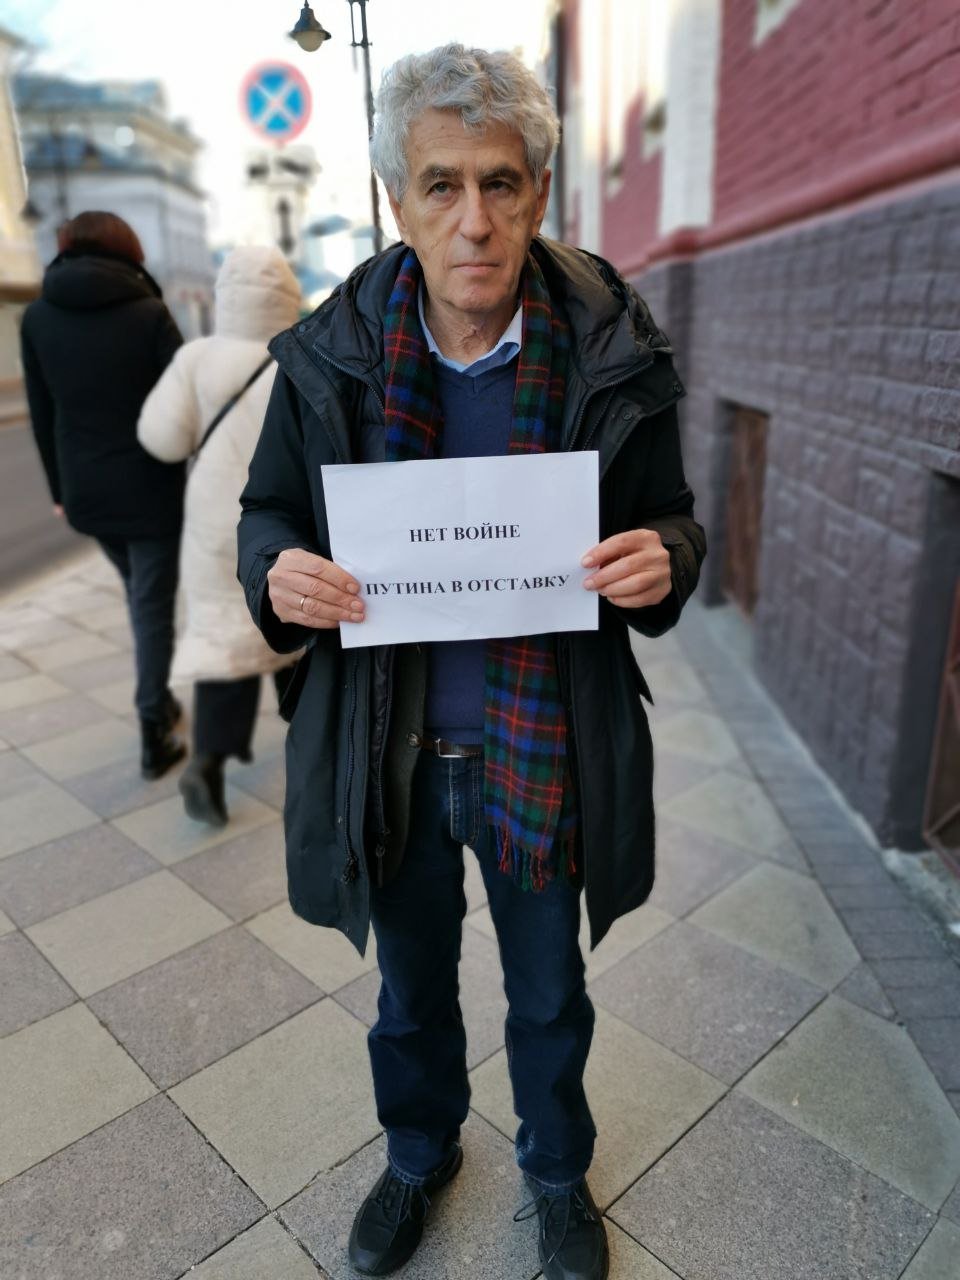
[241,62,312,144]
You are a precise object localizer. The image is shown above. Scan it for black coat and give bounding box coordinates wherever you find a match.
[238,237,707,955]
[20,251,186,540]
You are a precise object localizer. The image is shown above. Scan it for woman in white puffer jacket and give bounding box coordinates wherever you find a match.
[138,245,302,826]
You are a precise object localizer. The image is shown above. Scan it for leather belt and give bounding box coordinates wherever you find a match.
[419,733,483,758]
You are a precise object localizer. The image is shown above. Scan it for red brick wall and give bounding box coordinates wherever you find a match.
[715,0,960,226]
[601,95,663,266]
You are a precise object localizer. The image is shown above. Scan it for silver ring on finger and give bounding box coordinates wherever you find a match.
[299,595,307,612]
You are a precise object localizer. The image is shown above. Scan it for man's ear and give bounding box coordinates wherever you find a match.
[387,190,409,244]
[533,169,552,234]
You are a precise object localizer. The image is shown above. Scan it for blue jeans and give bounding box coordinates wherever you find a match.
[368,751,596,1191]
[98,534,179,724]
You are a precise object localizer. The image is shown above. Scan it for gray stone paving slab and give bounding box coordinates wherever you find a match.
[171,999,380,1208]
[279,1114,541,1280]
[663,768,791,854]
[87,676,136,715]
[464,848,487,912]
[0,672,68,711]
[470,1007,725,1210]
[900,1220,960,1280]
[591,920,823,1083]
[188,1216,318,1279]
[173,820,287,921]
[60,753,183,818]
[0,748,50,799]
[52,648,136,691]
[0,822,157,926]
[336,924,509,1070]
[229,751,287,809]
[651,750,716,804]
[0,1094,262,1280]
[0,931,75,1035]
[21,716,140,780]
[609,1092,934,1280]
[112,787,277,865]
[0,653,31,680]
[599,1223,679,1280]
[688,862,860,988]
[646,820,756,918]
[0,777,99,859]
[652,707,744,767]
[740,996,960,1209]
[0,905,13,935]
[0,692,109,748]
[246,901,379,993]
[26,870,230,996]
[88,927,321,1088]
[826,881,916,910]
[1,618,88,653]
[834,961,897,1019]
[904,1020,960,1091]
[940,1177,960,1225]
[26,632,120,671]
[0,1002,155,1182]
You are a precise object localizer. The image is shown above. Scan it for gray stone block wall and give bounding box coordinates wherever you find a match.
[631,180,960,849]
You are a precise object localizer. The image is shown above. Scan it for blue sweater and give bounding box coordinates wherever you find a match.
[424,359,516,742]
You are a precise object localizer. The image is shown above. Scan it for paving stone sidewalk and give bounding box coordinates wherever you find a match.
[1,550,959,1280]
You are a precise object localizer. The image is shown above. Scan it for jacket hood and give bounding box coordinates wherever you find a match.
[214,245,302,343]
[41,251,162,311]
[275,236,672,393]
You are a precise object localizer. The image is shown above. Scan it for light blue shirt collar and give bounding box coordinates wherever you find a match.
[417,285,523,376]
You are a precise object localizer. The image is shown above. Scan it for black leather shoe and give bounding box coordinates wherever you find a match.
[163,690,183,733]
[179,754,228,826]
[140,719,186,780]
[348,1144,463,1275]
[518,1178,609,1280]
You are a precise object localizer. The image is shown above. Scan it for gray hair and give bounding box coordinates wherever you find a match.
[370,43,560,198]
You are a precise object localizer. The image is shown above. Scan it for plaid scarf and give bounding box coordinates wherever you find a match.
[384,249,579,890]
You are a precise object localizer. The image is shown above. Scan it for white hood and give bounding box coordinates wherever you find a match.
[214,245,302,343]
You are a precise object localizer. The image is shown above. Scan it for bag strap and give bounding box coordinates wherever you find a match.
[195,355,273,456]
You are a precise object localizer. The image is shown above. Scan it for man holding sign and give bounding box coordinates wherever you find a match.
[239,43,704,1280]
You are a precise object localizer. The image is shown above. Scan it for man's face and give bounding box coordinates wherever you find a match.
[388,109,551,327]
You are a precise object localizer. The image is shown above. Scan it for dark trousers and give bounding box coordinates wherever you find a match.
[98,534,180,724]
[193,667,296,760]
[369,752,596,1191]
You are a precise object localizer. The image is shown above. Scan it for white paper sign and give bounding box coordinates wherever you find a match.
[321,452,599,648]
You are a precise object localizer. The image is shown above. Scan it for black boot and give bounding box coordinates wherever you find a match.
[179,754,228,826]
[163,689,183,733]
[517,1178,609,1280]
[140,719,186,781]
[348,1145,463,1276]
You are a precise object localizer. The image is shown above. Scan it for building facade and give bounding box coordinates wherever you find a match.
[550,0,960,859]
[15,74,214,338]
[0,26,40,421]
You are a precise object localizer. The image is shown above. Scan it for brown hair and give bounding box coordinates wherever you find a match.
[57,211,145,264]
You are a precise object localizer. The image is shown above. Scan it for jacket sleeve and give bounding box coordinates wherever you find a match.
[617,400,707,638]
[20,322,60,505]
[237,369,327,654]
[138,345,201,462]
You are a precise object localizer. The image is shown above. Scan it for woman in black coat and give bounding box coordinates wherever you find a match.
[20,211,187,778]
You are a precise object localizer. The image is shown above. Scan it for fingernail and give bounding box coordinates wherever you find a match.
[347,582,359,594]
[350,600,364,612]
[584,577,596,590]
[581,555,596,567]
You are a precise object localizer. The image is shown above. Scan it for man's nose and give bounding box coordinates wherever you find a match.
[458,187,493,241]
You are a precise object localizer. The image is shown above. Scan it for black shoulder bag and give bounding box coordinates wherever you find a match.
[194,355,273,457]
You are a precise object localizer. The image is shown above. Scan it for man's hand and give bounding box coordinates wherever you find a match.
[52,504,64,518]
[267,548,365,630]
[581,529,672,609]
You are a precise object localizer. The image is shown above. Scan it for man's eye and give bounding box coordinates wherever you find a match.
[429,182,451,195]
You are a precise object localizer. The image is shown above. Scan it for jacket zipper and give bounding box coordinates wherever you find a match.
[313,347,386,418]
[341,661,360,883]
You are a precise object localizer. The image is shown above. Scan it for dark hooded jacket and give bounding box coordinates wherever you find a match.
[238,237,707,956]
[20,250,186,539]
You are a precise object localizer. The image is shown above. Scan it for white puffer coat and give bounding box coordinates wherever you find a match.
[139,246,302,682]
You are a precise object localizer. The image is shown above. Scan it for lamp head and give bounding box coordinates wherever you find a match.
[289,3,331,52]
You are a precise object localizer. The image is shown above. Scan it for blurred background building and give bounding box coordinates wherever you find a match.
[547,0,960,864]
[0,24,40,424]
[14,72,214,338]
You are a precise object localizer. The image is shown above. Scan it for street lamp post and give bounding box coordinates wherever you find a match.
[289,1,384,255]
